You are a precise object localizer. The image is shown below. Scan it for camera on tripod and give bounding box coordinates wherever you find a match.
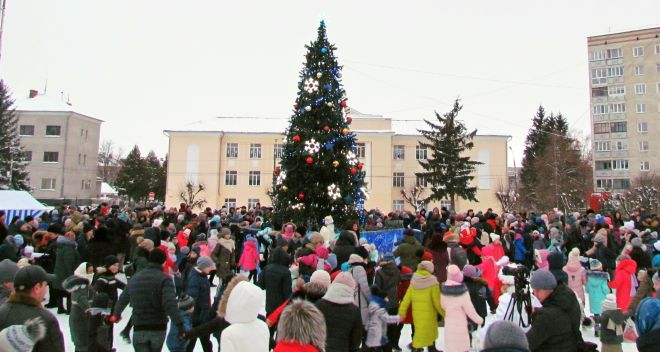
[501,264,533,327]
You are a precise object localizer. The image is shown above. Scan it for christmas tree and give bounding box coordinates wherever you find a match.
[0,81,30,191]
[271,21,367,228]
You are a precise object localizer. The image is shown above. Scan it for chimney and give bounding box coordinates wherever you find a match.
[29,89,39,98]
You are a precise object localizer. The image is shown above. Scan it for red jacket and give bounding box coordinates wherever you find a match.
[176,230,190,249]
[608,258,637,312]
[274,341,319,352]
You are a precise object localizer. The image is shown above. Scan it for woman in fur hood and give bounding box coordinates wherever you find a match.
[62,262,94,352]
[274,299,326,352]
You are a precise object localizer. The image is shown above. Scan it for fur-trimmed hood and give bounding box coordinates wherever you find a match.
[411,270,438,290]
[441,283,468,296]
[276,299,326,352]
[217,275,248,318]
[62,275,91,293]
[322,282,355,305]
[586,271,609,280]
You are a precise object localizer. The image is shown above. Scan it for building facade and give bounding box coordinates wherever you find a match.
[165,110,509,213]
[588,27,660,192]
[15,93,103,205]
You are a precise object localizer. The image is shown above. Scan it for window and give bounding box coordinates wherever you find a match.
[18,125,34,136]
[81,180,85,190]
[636,103,647,113]
[592,104,608,115]
[656,44,660,54]
[83,154,86,166]
[639,141,649,151]
[656,82,660,93]
[640,161,650,171]
[595,141,610,151]
[392,200,404,212]
[248,171,261,186]
[608,66,624,77]
[612,179,630,190]
[415,145,427,160]
[249,144,262,159]
[612,159,629,170]
[638,122,648,132]
[610,122,627,133]
[613,140,627,151]
[595,160,612,170]
[23,151,32,162]
[607,48,622,59]
[248,198,260,210]
[591,68,607,84]
[43,151,59,162]
[393,145,405,160]
[440,199,452,210]
[45,125,61,136]
[608,85,625,96]
[78,153,81,164]
[592,87,608,97]
[633,46,644,57]
[85,130,88,139]
[657,63,660,73]
[225,170,237,185]
[609,103,625,113]
[273,144,283,159]
[589,50,605,61]
[635,83,646,95]
[40,178,56,190]
[392,172,404,187]
[635,65,646,75]
[226,143,238,158]
[596,179,613,189]
[224,198,236,209]
[80,129,84,137]
[354,143,366,158]
[594,123,610,134]
[416,175,427,187]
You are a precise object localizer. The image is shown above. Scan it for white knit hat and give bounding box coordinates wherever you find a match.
[0,318,46,352]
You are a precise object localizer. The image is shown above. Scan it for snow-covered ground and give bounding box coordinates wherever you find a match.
[50,275,638,351]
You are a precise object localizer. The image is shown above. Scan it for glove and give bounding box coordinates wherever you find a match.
[176,324,186,340]
[106,315,121,324]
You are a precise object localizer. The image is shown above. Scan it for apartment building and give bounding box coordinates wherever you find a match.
[15,91,103,204]
[588,27,660,192]
[164,110,509,212]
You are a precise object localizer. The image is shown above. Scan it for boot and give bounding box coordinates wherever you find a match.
[427,345,439,352]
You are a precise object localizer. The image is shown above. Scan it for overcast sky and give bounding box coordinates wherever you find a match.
[3,0,659,165]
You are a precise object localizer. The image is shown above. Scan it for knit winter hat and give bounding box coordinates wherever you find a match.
[483,320,529,351]
[315,246,329,260]
[589,259,603,271]
[347,254,364,264]
[310,270,331,288]
[332,272,355,290]
[178,294,195,311]
[196,256,216,271]
[489,233,500,242]
[569,247,580,260]
[602,294,618,311]
[417,260,434,274]
[103,255,119,268]
[0,259,19,284]
[148,248,167,265]
[0,317,46,352]
[446,264,463,283]
[593,235,606,244]
[530,269,557,290]
[152,219,163,228]
[139,239,155,252]
[652,272,660,286]
[631,237,643,248]
[462,264,479,278]
[180,246,190,255]
[654,241,660,252]
[443,231,458,244]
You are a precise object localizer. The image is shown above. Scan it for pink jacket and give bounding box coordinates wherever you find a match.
[239,241,260,271]
[563,259,587,304]
[441,282,484,352]
[482,242,505,262]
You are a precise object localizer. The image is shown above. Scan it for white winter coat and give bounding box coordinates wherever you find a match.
[220,281,270,352]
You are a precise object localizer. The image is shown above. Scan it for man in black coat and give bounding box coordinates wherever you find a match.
[186,256,215,352]
[114,249,183,351]
[258,247,292,316]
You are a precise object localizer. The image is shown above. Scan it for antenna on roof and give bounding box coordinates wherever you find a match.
[43,78,48,94]
[66,93,71,106]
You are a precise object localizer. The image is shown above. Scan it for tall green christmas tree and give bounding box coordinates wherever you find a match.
[0,81,30,191]
[271,21,367,228]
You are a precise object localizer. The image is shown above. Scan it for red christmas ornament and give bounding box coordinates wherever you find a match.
[293,135,301,142]
[357,162,363,170]
[341,100,348,108]
[306,157,313,164]
[346,116,352,124]
[351,168,357,175]
[323,125,330,132]
[274,167,281,175]
[298,193,305,199]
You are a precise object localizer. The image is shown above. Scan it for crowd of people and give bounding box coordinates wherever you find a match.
[0,202,659,352]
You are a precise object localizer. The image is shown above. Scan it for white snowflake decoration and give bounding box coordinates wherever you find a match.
[360,187,370,200]
[303,78,319,93]
[304,139,320,154]
[346,151,358,166]
[291,203,305,210]
[327,184,341,200]
[276,171,287,185]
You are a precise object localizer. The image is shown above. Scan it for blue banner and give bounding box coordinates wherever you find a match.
[362,228,405,254]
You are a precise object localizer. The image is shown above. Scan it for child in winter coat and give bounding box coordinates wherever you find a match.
[365,286,401,350]
[273,299,327,352]
[598,294,626,352]
[563,247,587,305]
[462,265,491,331]
[166,295,194,352]
[441,265,484,352]
[608,255,638,312]
[513,233,528,264]
[62,262,94,352]
[586,258,610,336]
[238,237,260,283]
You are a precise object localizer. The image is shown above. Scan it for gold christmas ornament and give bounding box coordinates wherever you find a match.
[342,128,350,135]
[332,160,339,168]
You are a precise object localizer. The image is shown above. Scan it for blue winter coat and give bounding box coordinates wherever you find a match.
[652,253,660,268]
[586,271,609,315]
[186,268,211,324]
[166,311,193,352]
[513,238,528,261]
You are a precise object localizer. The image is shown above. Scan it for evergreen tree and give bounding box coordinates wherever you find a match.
[0,81,30,190]
[270,21,366,227]
[144,151,166,201]
[519,106,550,209]
[115,145,148,202]
[416,99,481,210]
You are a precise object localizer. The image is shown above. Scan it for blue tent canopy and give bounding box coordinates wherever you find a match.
[0,191,47,224]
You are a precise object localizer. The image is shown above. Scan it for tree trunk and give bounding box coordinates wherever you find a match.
[450,193,456,212]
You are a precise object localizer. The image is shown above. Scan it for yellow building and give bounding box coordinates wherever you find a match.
[164,110,509,212]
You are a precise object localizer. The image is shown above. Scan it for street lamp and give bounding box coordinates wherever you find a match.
[509,146,518,195]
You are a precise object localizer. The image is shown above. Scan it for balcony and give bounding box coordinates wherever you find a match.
[608,77,624,84]
[590,60,606,68]
[594,151,611,158]
[594,133,610,140]
[611,150,629,158]
[592,96,607,104]
[609,113,626,121]
[607,58,624,65]
[612,170,629,177]
[611,132,627,139]
[595,170,612,177]
[608,95,625,102]
[593,114,609,122]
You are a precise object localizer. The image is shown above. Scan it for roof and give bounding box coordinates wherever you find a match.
[100,182,118,195]
[0,191,47,211]
[14,95,103,123]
